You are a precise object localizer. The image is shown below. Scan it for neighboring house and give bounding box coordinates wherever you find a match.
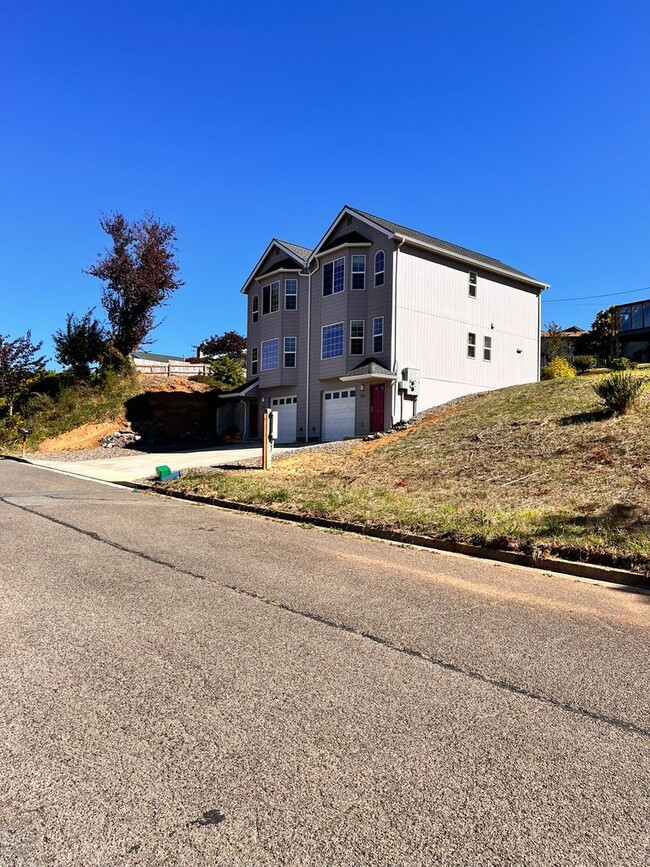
[224,206,548,443]
[540,325,588,368]
[132,350,210,377]
[613,299,650,362]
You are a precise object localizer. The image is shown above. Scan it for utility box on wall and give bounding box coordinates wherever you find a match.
[400,368,420,398]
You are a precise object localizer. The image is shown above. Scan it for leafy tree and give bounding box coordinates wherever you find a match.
[586,306,618,364]
[0,331,47,415]
[199,330,246,360]
[85,212,184,363]
[543,321,568,361]
[53,309,108,379]
[209,355,246,390]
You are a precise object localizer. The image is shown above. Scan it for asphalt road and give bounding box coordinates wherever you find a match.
[1,459,648,866]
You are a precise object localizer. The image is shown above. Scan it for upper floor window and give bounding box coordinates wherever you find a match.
[285,279,297,310]
[351,255,366,290]
[262,281,280,315]
[374,251,385,287]
[350,320,364,355]
[467,332,476,359]
[373,316,384,354]
[323,257,345,296]
[469,272,477,298]
[284,336,296,368]
[321,322,344,359]
[251,346,258,375]
[252,294,259,322]
[483,335,492,362]
[261,338,279,371]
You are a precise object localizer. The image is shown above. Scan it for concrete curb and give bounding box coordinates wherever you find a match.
[128,480,649,591]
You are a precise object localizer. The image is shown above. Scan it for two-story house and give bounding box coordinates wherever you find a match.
[224,206,548,443]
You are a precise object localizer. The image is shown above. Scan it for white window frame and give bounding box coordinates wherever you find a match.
[469,272,477,298]
[467,332,476,359]
[284,278,297,310]
[373,316,384,354]
[284,336,296,368]
[374,251,385,287]
[349,320,364,355]
[251,346,258,376]
[252,294,259,322]
[321,321,345,359]
[351,254,366,290]
[483,335,492,362]
[261,338,279,371]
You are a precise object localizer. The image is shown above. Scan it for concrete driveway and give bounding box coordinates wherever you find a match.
[26,443,299,483]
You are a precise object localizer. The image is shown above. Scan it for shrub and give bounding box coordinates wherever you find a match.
[573,355,598,372]
[610,357,638,371]
[592,372,646,414]
[541,358,576,380]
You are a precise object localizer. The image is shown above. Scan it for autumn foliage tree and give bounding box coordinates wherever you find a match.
[85,212,184,365]
[0,332,47,415]
[199,330,246,360]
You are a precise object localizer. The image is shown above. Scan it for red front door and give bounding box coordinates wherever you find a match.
[370,384,385,432]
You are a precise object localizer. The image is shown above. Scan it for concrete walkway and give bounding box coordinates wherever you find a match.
[27,443,298,483]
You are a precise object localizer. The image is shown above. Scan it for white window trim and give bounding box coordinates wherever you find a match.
[251,346,258,376]
[351,254,366,290]
[373,316,384,354]
[252,294,259,322]
[374,251,385,287]
[261,338,279,371]
[349,320,364,355]
[284,336,297,368]
[321,321,345,360]
[467,332,476,359]
[483,335,492,362]
[323,257,346,297]
[469,271,477,298]
[284,278,298,310]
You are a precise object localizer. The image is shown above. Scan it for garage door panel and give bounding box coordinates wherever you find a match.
[270,396,297,443]
[322,389,356,442]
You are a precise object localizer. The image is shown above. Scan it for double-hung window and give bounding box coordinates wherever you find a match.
[285,279,297,310]
[351,255,366,290]
[261,338,279,371]
[323,257,345,296]
[483,336,492,362]
[374,251,385,287]
[284,337,296,368]
[321,322,344,359]
[373,316,384,354]
[350,321,364,355]
[251,347,258,376]
[469,272,477,298]
[252,294,259,322]
[262,281,280,315]
[467,332,476,359]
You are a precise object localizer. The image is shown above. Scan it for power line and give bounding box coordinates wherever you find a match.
[545,286,650,303]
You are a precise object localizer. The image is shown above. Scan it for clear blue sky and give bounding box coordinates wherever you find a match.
[2,0,649,363]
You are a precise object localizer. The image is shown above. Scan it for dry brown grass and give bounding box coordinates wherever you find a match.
[170,376,650,572]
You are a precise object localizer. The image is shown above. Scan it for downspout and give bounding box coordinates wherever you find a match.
[391,236,406,425]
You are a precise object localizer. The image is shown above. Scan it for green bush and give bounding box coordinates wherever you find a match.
[541,357,576,380]
[573,355,598,372]
[592,372,646,414]
[610,357,638,371]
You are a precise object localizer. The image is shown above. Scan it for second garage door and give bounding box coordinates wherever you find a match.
[322,389,356,442]
[270,396,297,443]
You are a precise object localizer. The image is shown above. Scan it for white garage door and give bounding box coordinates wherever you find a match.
[270,396,297,443]
[322,389,356,442]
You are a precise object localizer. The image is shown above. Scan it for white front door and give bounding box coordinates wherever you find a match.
[270,396,297,443]
[322,389,356,442]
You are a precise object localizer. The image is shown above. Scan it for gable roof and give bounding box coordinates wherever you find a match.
[312,206,548,289]
[340,357,397,381]
[240,238,312,293]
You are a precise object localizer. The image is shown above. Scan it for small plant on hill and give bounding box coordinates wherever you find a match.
[573,355,598,372]
[592,371,646,415]
[541,357,576,380]
[609,357,638,371]
[53,309,108,380]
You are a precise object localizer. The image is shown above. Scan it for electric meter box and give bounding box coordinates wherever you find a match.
[401,368,420,397]
[268,410,279,440]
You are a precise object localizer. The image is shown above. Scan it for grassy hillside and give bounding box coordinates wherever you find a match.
[168,375,650,572]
